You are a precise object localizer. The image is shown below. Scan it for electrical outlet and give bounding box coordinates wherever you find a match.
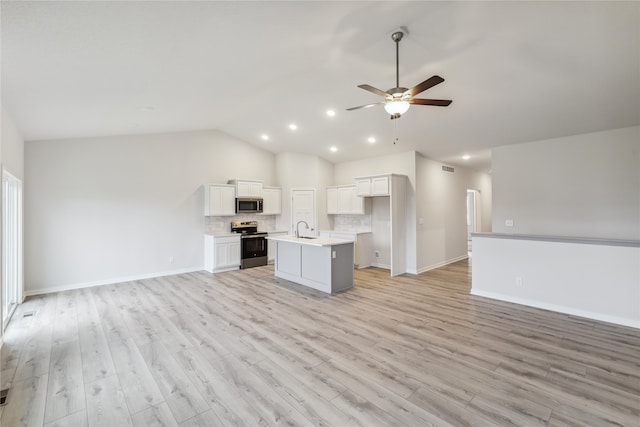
[169,256,174,264]
[375,251,380,258]
[505,219,514,227]
[515,277,523,287]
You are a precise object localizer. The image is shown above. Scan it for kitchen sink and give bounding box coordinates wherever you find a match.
[299,236,318,239]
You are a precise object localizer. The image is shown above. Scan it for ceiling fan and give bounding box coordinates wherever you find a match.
[347,30,452,119]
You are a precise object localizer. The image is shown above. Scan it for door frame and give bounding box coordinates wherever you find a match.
[2,168,23,331]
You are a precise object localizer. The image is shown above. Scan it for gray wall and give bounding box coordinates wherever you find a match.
[492,126,640,240]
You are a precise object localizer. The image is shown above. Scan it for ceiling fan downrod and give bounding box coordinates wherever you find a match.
[392,31,403,89]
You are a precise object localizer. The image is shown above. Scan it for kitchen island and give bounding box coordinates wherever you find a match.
[267,235,354,294]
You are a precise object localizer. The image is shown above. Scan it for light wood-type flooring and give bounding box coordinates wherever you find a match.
[1,260,639,426]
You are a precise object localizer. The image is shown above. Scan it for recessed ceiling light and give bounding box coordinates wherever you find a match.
[288,123,297,131]
[261,134,269,141]
[367,137,376,144]
[462,154,471,160]
[326,110,336,117]
[330,146,338,152]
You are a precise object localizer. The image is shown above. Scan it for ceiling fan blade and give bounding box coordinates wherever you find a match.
[410,98,452,107]
[346,102,384,111]
[358,84,389,98]
[406,75,445,97]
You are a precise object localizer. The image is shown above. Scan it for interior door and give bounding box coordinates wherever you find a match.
[291,189,315,237]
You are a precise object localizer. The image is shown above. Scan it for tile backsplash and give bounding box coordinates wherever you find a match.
[331,214,372,232]
[205,214,277,234]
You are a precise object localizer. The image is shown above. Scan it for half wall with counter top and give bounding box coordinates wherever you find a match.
[268,235,354,294]
[471,233,640,328]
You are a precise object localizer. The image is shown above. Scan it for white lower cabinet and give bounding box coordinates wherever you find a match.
[204,235,241,272]
[267,231,287,263]
[318,231,372,269]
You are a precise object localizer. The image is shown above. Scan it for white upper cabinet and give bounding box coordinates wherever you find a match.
[326,185,364,215]
[262,186,282,215]
[228,179,263,198]
[355,174,391,196]
[355,179,371,196]
[204,184,236,216]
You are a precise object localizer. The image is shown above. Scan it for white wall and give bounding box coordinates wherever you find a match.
[371,197,391,268]
[2,107,25,180]
[492,126,640,239]
[415,153,492,272]
[25,130,276,294]
[275,152,334,234]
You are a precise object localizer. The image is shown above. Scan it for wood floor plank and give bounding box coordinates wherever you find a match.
[137,341,209,423]
[250,357,358,426]
[44,339,86,423]
[85,374,132,427]
[109,337,164,415]
[174,346,270,426]
[178,409,224,427]
[76,290,117,385]
[43,409,88,427]
[321,356,455,427]
[3,260,639,427]
[1,374,49,427]
[130,402,178,427]
[209,354,315,426]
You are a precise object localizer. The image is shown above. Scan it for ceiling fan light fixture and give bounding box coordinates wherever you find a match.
[384,99,410,116]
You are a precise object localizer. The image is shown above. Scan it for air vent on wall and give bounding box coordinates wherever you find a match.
[0,388,9,406]
[442,165,455,173]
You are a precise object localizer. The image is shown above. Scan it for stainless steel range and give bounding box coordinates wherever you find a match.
[230,221,268,269]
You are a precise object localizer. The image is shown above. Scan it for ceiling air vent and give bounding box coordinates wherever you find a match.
[442,165,455,173]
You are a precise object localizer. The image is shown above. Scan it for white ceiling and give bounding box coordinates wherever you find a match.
[2,1,638,171]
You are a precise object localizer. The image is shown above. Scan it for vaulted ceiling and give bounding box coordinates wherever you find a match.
[2,1,638,171]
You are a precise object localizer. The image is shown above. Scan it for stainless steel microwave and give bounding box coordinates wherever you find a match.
[236,198,263,214]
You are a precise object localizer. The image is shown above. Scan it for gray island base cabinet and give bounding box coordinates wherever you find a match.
[268,235,354,294]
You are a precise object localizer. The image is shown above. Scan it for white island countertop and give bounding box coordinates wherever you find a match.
[267,234,354,247]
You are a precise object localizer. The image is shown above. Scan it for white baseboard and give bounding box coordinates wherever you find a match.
[471,289,640,329]
[416,254,469,275]
[370,262,390,270]
[24,266,205,297]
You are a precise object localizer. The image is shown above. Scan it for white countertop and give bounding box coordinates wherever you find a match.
[471,232,640,248]
[267,234,354,247]
[205,232,239,238]
[319,229,372,235]
[206,230,288,237]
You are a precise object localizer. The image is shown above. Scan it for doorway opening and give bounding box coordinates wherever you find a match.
[466,190,480,255]
[2,170,23,331]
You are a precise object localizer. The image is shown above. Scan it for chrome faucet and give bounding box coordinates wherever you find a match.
[295,220,309,238]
